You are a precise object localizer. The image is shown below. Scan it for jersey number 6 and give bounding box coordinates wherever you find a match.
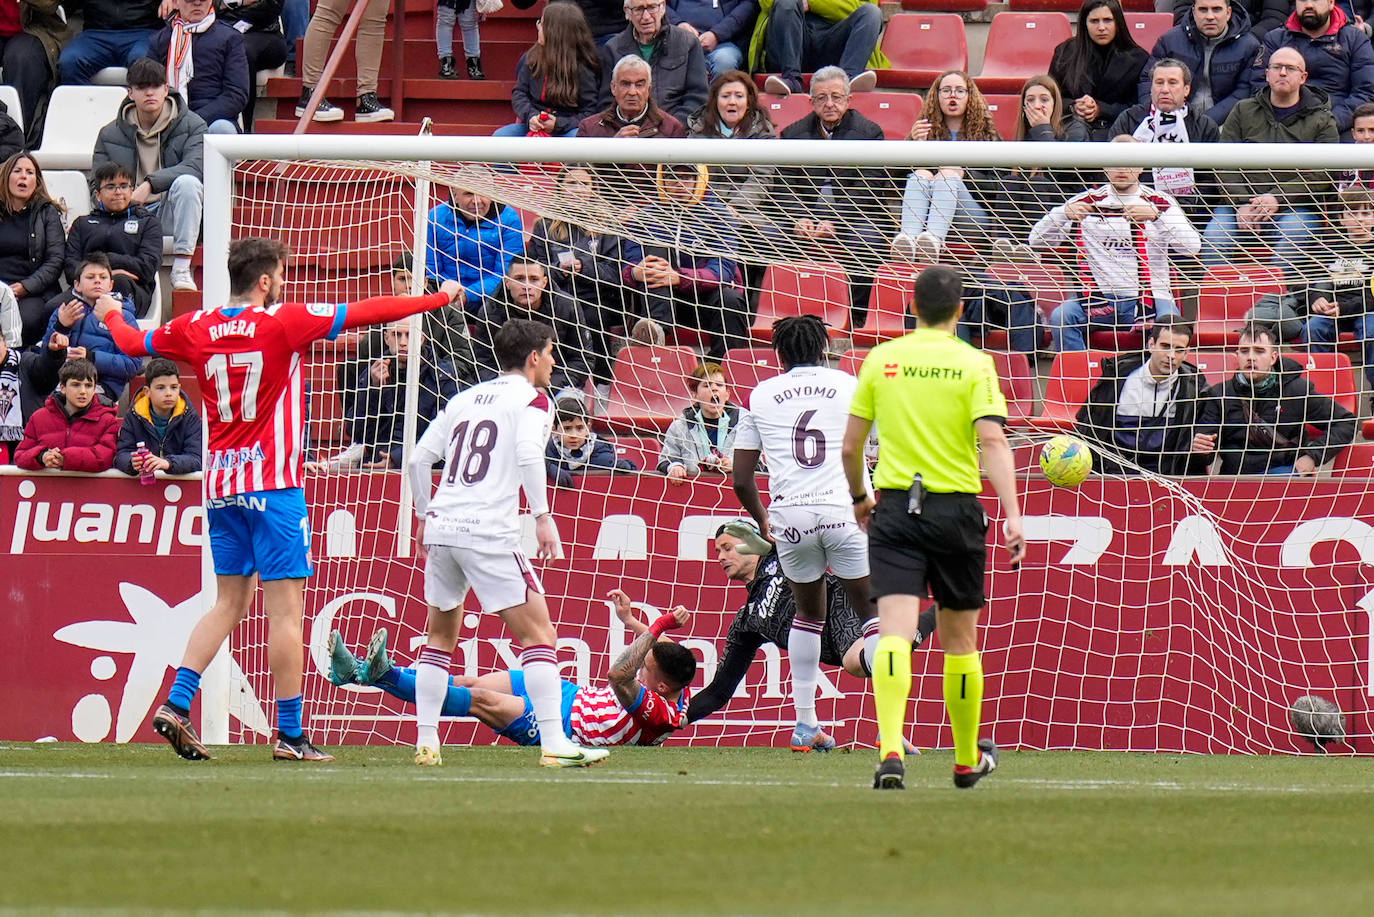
[792,409,826,469]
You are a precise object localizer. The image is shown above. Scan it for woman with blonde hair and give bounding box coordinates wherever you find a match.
[891,70,1000,262]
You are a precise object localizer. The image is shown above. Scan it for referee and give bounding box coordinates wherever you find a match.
[841,265,1025,791]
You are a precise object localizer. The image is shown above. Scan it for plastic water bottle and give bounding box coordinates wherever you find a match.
[135,441,156,485]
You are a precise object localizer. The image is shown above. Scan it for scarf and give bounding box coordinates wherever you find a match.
[167,11,217,101]
[0,347,19,444]
[1132,106,1194,197]
[552,431,601,472]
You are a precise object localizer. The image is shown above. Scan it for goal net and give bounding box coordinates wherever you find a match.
[209,133,1373,755]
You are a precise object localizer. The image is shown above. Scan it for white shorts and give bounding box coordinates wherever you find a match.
[768,504,869,582]
[423,544,545,612]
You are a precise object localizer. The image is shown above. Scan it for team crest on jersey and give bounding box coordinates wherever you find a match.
[305,302,336,317]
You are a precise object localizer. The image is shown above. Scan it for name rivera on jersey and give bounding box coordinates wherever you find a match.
[207,319,257,341]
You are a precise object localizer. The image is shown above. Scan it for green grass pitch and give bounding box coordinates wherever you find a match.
[2,743,1373,916]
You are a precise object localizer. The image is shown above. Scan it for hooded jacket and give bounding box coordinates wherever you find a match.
[114,389,202,475]
[1144,4,1262,124]
[92,92,207,196]
[15,392,120,472]
[1076,350,1214,475]
[425,198,525,306]
[1254,6,1374,130]
[64,204,163,297]
[1196,356,1356,473]
[599,24,710,123]
[1219,85,1339,205]
[510,50,602,136]
[545,431,636,485]
[38,291,142,399]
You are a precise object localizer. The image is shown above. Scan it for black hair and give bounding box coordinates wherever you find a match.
[554,396,588,425]
[76,251,112,277]
[1353,101,1374,125]
[911,265,964,326]
[144,357,181,384]
[507,254,546,275]
[493,318,554,371]
[772,314,829,370]
[1055,0,1140,99]
[650,642,697,690]
[1148,315,1194,345]
[59,358,97,384]
[227,237,289,297]
[126,57,168,89]
[91,161,134,192]
[1238,321,1279,348]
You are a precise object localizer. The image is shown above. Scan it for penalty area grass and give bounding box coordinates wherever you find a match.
[1,744,1372,916]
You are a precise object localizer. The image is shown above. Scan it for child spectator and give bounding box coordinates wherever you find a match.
[545,396,636,485]
[497,1,601,135]
[437,0,485,80]
[0,334,19,461]
[1298,186,1374,385]
[390,251,477,381]
[65,163,163,316]
[657,361,745,482]
[37,253,142,402]
[629,316,666,346]
[15,358,120,472]
[114,357,203,477]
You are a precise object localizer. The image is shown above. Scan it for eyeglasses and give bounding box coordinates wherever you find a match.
[1268,63,1305,74]
[938,87,969,97]
[100,183,134,192]
[811,92,848,104]
[627,2,662,15]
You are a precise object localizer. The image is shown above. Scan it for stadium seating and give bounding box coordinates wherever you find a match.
[751,262,851,341]
[610,436,664,473]
[1125,13,1174,52]
[0,85,20,131]
[1009,0,1152,9]
[1331,442,1374,476]
[1193,264,1287,347]
[32,85,127,171]
[988,349,1037,421]
[1190,349,1237,388]
[721,347,783,401]
[983,94,1020,140]
[848,91,923,140]
[1293,351,1358,413]
[976,13,1074,94]
[900,0,988,10]
[599,344,701,434]
[759,92,813,133]
[981,260,1068,350]
[839,348,865,377]
[853,262,923,347]
[44,170,93,231]
[1029,349,1112,430]
[877,14,969,90]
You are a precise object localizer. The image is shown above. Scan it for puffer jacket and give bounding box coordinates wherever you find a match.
[92,93,207,195]
[425,198,525,307]
[113,389,202,475]
[38,291,142,399]
[15,393,120,472]
[1254,6,1374,131]
[0,200,64,300]
[1143,4,1261,124]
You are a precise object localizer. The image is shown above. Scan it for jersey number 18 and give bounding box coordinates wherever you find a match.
[445,419,498,485]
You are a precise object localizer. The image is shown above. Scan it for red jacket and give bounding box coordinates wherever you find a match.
[15,395,121,472]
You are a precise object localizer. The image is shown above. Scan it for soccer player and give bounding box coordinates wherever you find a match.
[324,593,695,748]
[732,314,875,753]
[842,265,1025,790]
[407,318,607,768]
[95,237,464,762]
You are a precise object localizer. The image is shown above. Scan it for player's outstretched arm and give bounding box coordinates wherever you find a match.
[93,294,152,357]
[337,280,465,333]
[731,448,772,542]
[685,631,765,723]
[841,414,875,527]
[607,610,686,708]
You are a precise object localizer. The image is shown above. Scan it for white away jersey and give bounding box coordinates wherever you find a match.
[414,374,553,548]
[735,366,858,508]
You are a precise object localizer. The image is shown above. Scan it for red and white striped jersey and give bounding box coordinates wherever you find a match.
[143,301,347,498]
[569,682,690,747]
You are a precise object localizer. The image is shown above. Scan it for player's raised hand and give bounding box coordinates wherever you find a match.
[607,588,635,622]
[438,279,464,307]
[670,606,691,628]
[534,512,562,560]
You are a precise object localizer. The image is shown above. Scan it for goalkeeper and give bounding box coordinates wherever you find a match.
[327,598,696,748]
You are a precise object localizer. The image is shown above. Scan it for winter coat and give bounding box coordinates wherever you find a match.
[599,24,710,123]
[668,0,758,45]
[64,204,163,297]
[1075,351,1214,475]
[511,51,602,136]
[113,389,202,475]
[1219,86,1339,206]
[1254,7,1374,131]
[345,346,460,468]
[1170,0,1287,41]
[473,285,593,392]
[545,432,636,485]
[657,403,744,474]
[621,193,742,295]
[576,100,687,138]
[1143,6,1261,125]
[38,291,141,399]
[1049,39,1149,139]
[15,393,120,472]
[147,20,251,128]
[526,217,624,311]
[20,0,70,76]
[76,0,164,31]
[1197,357,1356,473]
[216,0,285,34]
[0,200,64,301]
[425,198,525,308]
[1108,102,1221,143]
[777,109,893,234]
[687,106,777,222]
[576,0,628,39]
[0,102,22,162]
[92,93,207,195]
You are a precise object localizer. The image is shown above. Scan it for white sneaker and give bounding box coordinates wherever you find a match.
[891,233,918,262]
[849,70,878,94]
[764,74,793,97]
[912,231,941,263]
[539,745,609,768]
[593,382,612,416]
[171,268,197,292]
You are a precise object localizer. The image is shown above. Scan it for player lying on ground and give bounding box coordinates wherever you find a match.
[661,521,935,751]
[326,597,695,747]
[96,237,464,762]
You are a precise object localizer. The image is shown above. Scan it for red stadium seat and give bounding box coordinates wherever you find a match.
[877,14,968,90]
[1031,349,1112,430]
[721,347,783,402]
[988,350,1037,421]
[1125,13,1175,52]
[1189,349,1237,388]
[1010,0,1152,10]
[853,262,922,347]
[610,435,663,473]
[848,91,923,140]
[1193,264,1286,347]
[980,260,1068,349]
[976,13,1074,94]
[599,345,701,434]
[1332,442,1374,476]
[983,93,1020,140]
[1293,350,1358,413]
[758,92,813,133]
[839,347,867,377]
[751,262,851,341]
[901,0,988,10]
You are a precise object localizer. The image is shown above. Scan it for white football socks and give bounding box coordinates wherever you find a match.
[414,646,450,750]
[789,618,824,728]
[521,645,575,753]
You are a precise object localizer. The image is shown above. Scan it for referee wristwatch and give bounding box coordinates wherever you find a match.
[852,492,868,505]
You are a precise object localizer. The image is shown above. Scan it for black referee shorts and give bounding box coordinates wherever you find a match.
[868,490,989,610]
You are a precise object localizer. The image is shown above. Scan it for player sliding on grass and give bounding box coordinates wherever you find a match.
[96,237,464,762]
[325,593,695,748]
[407,318,608,768]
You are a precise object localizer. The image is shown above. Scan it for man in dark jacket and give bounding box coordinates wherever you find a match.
[59,0,163,85]
[578,0,628,43]
[669,0,757,79]
[1172,0,1288,40]
[1250,0,1374,132]
[599,0,709,122]
[1147,0,1261,125]
[475,256,593,396]
[92,58,207,293]
[147,0,251,134]
[1195,322,1355,473]
[580,55,687,138]
[65,162,163,314]
[1297,186,1374,385]
[1076,317,1216,475]
[114,357,202,476]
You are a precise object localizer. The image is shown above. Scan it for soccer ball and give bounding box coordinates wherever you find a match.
[1289,695,1346,751]
[1039,435,1093,487]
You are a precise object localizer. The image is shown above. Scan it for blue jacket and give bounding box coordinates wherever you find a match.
[425,199,525,309]
[545,433,636,486]
[147,20,250,127]
[39,292,142,398]
[1143,4,1261,125]
[114,390,203,476]
[1253,7,1374,131]
[668,0,758,45]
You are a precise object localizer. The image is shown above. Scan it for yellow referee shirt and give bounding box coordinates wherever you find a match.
[850,327,1007,494]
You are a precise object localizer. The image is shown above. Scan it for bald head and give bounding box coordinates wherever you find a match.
[1266,47,1307,106]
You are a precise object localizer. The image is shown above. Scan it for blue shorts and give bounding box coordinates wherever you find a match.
[206,488,313,581]
[495,670,579,746]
